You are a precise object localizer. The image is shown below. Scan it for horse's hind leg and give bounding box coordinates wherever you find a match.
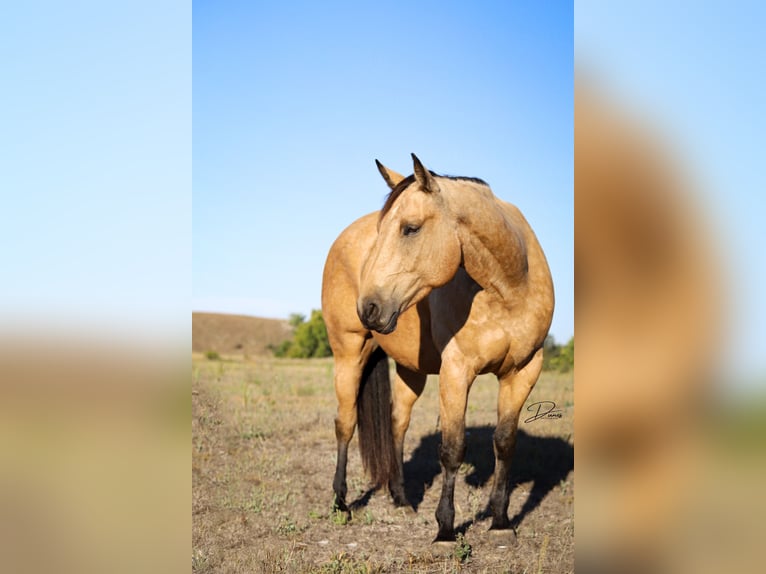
[332,341,372,512]
[489,347,544,530]
[389,365,426,507]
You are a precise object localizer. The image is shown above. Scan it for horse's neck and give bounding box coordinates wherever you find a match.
[446,183,529,307]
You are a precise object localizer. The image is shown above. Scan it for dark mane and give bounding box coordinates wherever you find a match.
[380,172,489,219]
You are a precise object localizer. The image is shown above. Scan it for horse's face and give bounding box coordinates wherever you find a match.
[358,156,461,334]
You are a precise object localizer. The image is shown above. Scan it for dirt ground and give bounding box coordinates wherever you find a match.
[192,355,573,573]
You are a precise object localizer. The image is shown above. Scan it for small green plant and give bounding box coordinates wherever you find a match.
[320,553,347,574]
[319,552,374,574]
[205,350,220,360]
[454,533,472,563]
[240,427,266,441]
[192,549,209,572]
[363,510,374,525]
[275,515,299,535]
[331,508,350,526]
[243,487,264,513]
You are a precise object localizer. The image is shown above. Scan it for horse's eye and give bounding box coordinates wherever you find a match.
[402,224,421,237]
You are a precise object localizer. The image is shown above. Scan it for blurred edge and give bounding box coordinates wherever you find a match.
[575,3,765,573]
[0,339,189,574]
[0,1,190,573]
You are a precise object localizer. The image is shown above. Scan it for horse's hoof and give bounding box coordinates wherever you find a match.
[391,496,410,508]
[389,486,410,508]
[395,505,416,517]
[430,539,455,557]
[432,531,456,544]
[332,495,348,514]
[489,527,518,546]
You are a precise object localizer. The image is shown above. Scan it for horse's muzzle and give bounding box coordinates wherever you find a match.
[357,297,400,334]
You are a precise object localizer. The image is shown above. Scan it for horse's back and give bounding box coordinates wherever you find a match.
[496,197,555,324]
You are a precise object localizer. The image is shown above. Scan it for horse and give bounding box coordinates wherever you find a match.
[321,154,554,542]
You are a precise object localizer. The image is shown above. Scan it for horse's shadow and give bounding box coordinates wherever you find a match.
[351,426,573,532]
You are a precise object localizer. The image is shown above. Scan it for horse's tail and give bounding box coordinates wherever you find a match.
[357,346,397,489]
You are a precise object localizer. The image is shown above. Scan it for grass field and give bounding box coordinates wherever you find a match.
[192,353,573,573]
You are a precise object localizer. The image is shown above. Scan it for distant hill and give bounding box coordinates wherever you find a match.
[192,312,292,356]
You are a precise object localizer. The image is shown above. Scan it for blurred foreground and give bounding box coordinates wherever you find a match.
[0,338,188,574]
[575,79,765,573]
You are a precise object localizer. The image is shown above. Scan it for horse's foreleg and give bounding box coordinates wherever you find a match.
[332,357,363,513]
[434,363,474,542]
[489,348,544,530]
[389,366,426,507]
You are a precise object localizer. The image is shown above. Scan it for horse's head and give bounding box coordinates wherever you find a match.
[357,154,462,334]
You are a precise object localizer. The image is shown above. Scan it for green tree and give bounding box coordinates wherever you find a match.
[272,310,332,358]
[542,334,561,371]
[559,337,574,370]
[542,335,574,372]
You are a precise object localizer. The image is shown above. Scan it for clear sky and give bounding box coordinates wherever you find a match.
[193,1,574,343]
[3,1,762,378]
[0,1,190,343]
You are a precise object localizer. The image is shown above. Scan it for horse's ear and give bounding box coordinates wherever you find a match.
[375,159,405,191]
[411,153,438,193]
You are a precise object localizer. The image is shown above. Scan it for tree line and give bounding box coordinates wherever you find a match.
[272,310,573,373]
[542,334,574,372]
[270,310,332,358]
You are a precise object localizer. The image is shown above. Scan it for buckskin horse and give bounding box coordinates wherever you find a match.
[321,154,554,541]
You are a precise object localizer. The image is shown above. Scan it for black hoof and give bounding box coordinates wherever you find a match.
[332,494,348,513]
[388,480,409,506]
[489,527,518,546]
[391,493,411,508]
[433,530,456,543]
[489,516,510,531]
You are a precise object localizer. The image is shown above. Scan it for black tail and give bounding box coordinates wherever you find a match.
[356,346,397,488]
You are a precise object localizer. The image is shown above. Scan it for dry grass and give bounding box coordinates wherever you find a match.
[192,356,573,573]
[192,312,292,357]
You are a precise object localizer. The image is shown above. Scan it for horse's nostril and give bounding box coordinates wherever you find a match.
[365,301,379,322]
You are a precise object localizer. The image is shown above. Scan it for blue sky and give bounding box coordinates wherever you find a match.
[0,1,190,342]
[193,1,574,343]
[0,1,760,379]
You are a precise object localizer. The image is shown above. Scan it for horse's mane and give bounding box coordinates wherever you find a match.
[380,172,489,219]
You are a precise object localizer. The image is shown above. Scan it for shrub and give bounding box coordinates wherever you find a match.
[542,335,574,372]
[272,310,332,358]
